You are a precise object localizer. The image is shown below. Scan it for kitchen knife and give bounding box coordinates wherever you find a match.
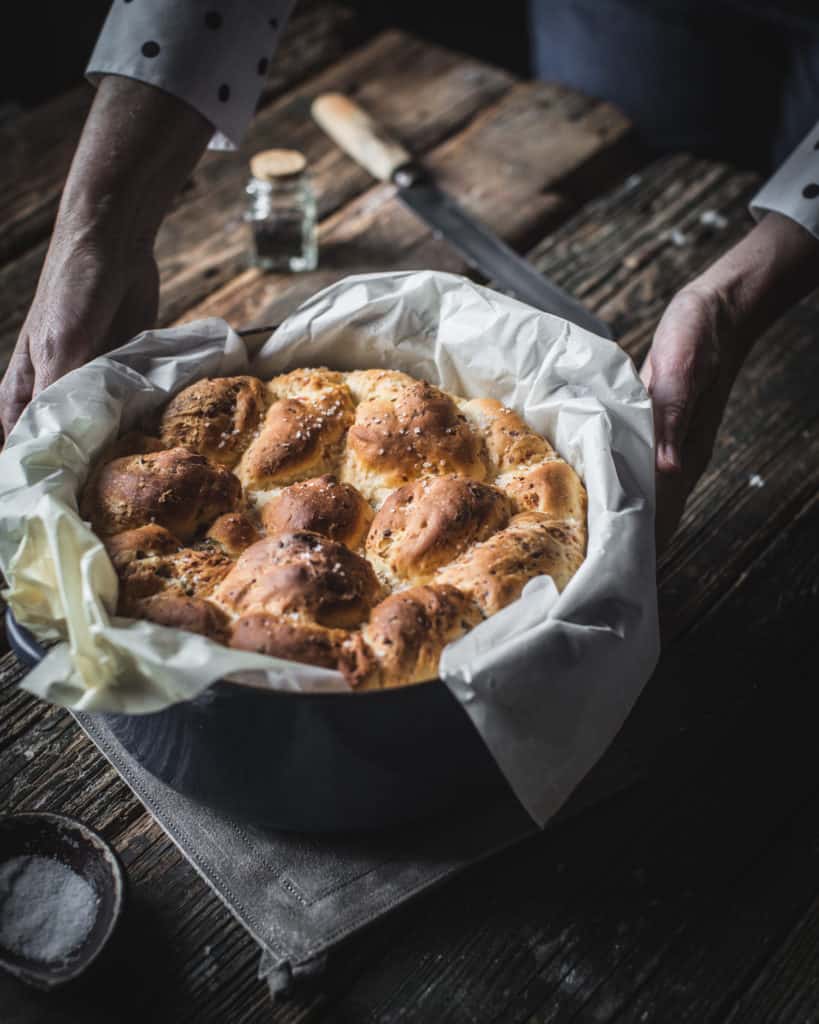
[311,93,613,339]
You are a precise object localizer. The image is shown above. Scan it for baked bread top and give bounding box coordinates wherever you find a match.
[81,368,587,689]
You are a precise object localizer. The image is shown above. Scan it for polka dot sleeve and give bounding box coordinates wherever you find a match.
[750,122,819,241]
[86,0,297,151]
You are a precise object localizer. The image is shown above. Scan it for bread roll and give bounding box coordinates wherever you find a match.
[159,376,267,467]
[435,512,585,615]
[261,475,372,549]
[205,512,261,556]
[366,475,511,587]
[230,613,373,687]
[362,584,482,687]
[214,531,382,628]
[341,379,486,505]
[236,381,353,490]
[82,447,241,540]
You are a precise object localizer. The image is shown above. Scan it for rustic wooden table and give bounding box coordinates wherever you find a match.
[2,5,818,1022]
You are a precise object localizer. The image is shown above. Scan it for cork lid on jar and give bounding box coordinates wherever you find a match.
[249,149,307,181]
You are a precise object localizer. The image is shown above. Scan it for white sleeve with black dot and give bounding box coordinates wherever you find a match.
[86,0,297,151]
[750,122,819,241]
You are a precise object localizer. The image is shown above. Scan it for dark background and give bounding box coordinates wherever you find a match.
[0,2,531,111]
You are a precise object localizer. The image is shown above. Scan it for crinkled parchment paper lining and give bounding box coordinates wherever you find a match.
[0,271,658,824]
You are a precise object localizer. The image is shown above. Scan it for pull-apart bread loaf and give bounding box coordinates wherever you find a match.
[81,368,587,688]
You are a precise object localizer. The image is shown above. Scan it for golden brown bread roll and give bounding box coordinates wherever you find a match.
[82,447,241,540]
[260,475,373,549]
[361,584,483,688]
[458,398,554,476]
[343,368,418,404]
[159,376,267,467]
[341,379,486,505]
[504,459,588,533]
[435,511,585,615]
[267,366,350,404]
[110,537,233,616]
[366,475,512,587]
[132,593,230,642]
[230,613,374,687]
[236,385,354,491]
[204,512,261,556]
[104,524,182,568]
[214,531,382,628]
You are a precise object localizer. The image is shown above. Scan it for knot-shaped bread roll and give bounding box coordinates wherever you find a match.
[366,475,512,587]
[435,511,585,615]
[103,524,234,637]
[213,531,382,628]
[159,375,267,467]
[237,369,354,490]
[504,459,587,526]
[341,377,486,504]
[361,584,483,688]
[82,447,241,540]
[459,398,554,476]
[261,475,373,549]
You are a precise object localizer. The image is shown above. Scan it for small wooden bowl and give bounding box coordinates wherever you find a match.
[0,813,125,989]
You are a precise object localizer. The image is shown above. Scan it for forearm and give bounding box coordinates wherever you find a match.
[682,212,819,369]
[58,75,213,249]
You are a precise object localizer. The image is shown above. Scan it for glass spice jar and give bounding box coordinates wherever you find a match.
[245,148,318,272]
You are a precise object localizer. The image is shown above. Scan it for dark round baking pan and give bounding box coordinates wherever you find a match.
[6,609,511,832]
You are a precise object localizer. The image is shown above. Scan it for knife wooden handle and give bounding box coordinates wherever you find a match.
[311,93,412,182]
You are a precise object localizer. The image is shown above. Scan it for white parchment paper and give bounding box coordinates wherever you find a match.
[0,271,659,825]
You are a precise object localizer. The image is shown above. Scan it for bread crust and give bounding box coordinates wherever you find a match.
[261,475,373,550]
[435,511,585,615]
[82,447,241,540]
[366,475,512,587]
[159,375,267,467]
[85,369,588,688]
[213,531,382,628]
[341,379,486,504]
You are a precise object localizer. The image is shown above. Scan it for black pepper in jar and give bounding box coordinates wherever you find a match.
[245,149,318,273]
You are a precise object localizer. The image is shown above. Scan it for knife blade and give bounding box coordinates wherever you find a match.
[311,93,613,339]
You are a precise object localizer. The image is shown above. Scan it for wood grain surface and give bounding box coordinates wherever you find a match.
[2,7,818,1023]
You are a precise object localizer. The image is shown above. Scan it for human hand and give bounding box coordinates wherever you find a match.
[0,76,212,443]
[0,227,158,440]
[641,212,819,552]
[640,288,737,552]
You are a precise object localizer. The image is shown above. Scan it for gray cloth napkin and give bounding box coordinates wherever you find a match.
[73,711,638,995]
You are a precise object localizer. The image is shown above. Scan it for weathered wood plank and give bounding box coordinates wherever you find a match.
[723,891,819,1023]
[177,79,633,330]
[151,29,515,331]
[0,1,370,373]
[0,0,364,268]
[526,153,759,358]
